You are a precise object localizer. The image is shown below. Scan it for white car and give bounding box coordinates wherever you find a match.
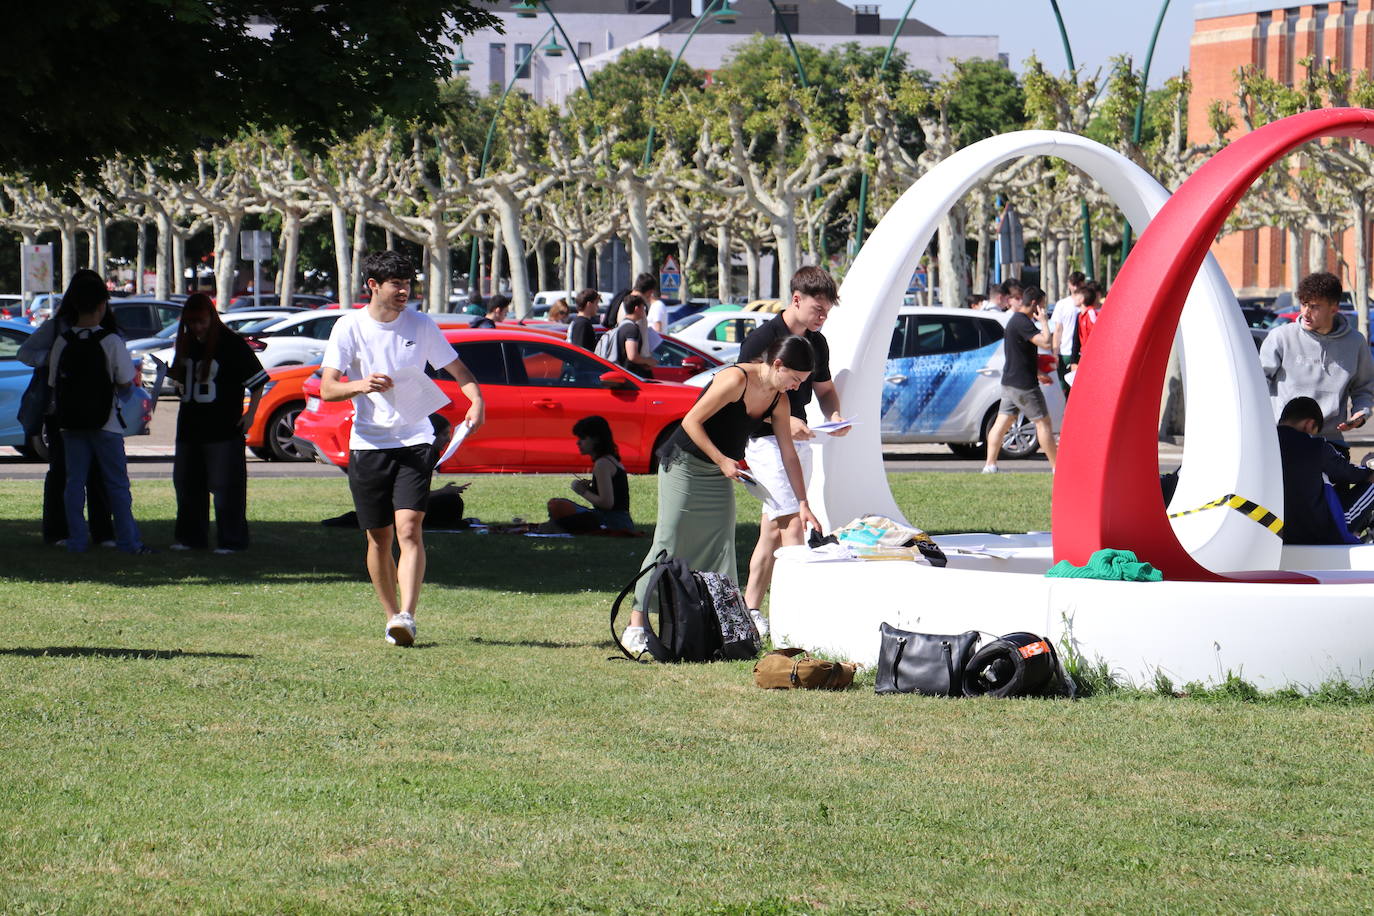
[141,310,305,393]
[685,306,1066,460]
[664,309,773,362]
[530,289,614,318]
[243,310,345,369]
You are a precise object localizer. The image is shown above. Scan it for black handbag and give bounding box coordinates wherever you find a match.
[875,623,979,696]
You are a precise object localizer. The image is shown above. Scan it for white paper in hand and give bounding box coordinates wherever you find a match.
[735,469,774,504]
[381,365,450,425]
[811,417,855,435]
[434,420,472,469]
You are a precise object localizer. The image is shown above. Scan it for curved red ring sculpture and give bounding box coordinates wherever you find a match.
[1052,107,1374,582]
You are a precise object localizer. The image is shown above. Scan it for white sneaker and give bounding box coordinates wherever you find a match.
[385,612,416,647]
[748,608,769,637]
[981,465,999,474]
[213,547,240,555]
[621,625,648,654]
[169,543,193,551]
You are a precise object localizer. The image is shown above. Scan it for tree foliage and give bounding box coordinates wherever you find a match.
[3,0,498,187]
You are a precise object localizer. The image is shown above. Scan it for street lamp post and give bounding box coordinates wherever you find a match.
[852,0,920,249]
[1121,0,1174,256]
[1047,0,1096,280]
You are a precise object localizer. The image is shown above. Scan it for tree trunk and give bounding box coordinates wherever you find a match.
[973,194,992,295]
[135,220,147,293]
[716,226,731,302]
[937,204,969,310]
[90,218,105,274]
[1057,236,1070,298]
[153,208,172,300]
[331,204,353,308]
[1042,236,1058,302]
[571,243,588,291]
[621,177,652,279]
[478,237,488,298]
[744,242,761,300]
[534,240,548,294]
[685,233,701,299]
[1354,197,1370,339]
[214,213,242,308]
[172,228,186,294]
[1287,227,1302,292]
[351,211,367,298]
[279,209,301,307]
[489,222,504,297]
[493,188,530,317]
[59,222,78,290]
[385,228,395,251]
[771,212,799,293]
[1308,229,1327,278]
[426,241,450,312]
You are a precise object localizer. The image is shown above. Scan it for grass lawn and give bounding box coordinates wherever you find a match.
[2,472,1372,913]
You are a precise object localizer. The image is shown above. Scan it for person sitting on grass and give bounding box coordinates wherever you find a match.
[1276,395,1374,544]
[545,415,634,534]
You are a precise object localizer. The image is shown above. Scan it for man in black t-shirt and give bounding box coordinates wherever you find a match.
[983,285,1056,473]
[611,295,655,378]
[567,288,600,351]
[737,267,848,632]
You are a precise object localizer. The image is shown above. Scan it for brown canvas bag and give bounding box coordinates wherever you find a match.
[753,648,857,690]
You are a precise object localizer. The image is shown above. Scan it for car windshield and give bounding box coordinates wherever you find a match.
[237,317,288,335]
[667,314,704,334]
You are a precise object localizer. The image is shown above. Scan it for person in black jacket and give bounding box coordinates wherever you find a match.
[1276,396,1374,543]
[566,289,600,351]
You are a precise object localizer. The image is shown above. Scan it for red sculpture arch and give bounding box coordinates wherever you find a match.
[1052,107,1374,581]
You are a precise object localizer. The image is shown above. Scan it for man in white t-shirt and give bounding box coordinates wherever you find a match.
[1049,271,1087,394]
[321,251,485,647]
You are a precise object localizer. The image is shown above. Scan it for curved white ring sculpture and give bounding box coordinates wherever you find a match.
[811,130,1282,574]
[772,130,1373,688]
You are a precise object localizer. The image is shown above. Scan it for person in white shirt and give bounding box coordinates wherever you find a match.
[320,251,485,647]
[1049,271,1087,394]
[638,272,667,337]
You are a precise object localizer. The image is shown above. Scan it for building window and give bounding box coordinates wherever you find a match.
[489,43,506,86]
[578,41,592,59]
[854,4,879,35]
[774,3,799,34]
[515,43,532,79]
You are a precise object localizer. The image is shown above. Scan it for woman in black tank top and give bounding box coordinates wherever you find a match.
[621,335,819,653]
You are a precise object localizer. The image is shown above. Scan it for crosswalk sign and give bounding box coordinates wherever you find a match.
[659,256,681,296]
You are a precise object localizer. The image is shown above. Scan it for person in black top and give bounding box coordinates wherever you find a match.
[566,288,600,352]
[736,266,848,631]
[1276,396,1374,543]
[619,336,816,655]
[472,294,509,329]
[983,285,1057,473]
[169,294,269,552]
[611,295,656,378]
[545,415,634,534]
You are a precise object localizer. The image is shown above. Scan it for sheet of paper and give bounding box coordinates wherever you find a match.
[811,417,855,435]
[736,469,774,504]
[434,420,472,469]
[380,365,450,425]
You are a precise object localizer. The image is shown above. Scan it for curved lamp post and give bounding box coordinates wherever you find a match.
[465,3,595,295]
[1121,0,1174,255]
[1047,0,1095,280]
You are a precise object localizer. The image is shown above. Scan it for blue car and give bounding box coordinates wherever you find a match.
[0,319,158,461]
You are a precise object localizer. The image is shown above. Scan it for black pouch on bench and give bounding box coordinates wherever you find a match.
[875,623,979,696]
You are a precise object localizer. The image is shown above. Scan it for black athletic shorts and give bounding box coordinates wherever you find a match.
[347,444,434,530]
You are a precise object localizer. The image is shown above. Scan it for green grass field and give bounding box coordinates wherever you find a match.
[2,472,1372,913]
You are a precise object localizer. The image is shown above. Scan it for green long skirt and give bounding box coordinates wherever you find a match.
[633,451,736,613]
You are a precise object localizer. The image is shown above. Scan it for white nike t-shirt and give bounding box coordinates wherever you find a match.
[322,309,459,450]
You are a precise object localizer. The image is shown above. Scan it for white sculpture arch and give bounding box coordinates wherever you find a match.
[810,130,1282,574]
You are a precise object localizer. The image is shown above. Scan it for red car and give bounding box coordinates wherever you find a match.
[243,364,317,461]
[293,327,704,474]
[475,319,722,383]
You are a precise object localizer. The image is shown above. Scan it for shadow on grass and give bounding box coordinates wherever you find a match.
[0,646,254,660]
[0,519,765,596]
[468,636,607,650]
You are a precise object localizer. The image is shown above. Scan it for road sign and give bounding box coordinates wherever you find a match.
[20,244,54,293]
[659,255,681,296]
[239,230,272,262]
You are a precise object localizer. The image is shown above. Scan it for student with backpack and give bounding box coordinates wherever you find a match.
[168,294,270,553]
[599,294,656,378]
[46,271,152,555]
[18,273,116,547]
[620,335,817,653]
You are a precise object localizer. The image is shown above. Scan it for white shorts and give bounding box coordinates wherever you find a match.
[743,435,813,520]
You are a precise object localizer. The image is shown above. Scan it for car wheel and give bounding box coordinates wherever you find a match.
[17,429,50,462]
[265,402,309,461]
[248,446,274,461]
[998,412,1040,460]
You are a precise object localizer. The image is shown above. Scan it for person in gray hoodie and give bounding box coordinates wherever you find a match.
[1260,271,1374,449]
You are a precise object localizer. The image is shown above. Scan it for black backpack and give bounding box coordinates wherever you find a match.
[611,553,759,662]
[55,328,118,431]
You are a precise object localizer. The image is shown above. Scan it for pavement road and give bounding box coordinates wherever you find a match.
[0,397,1366,480]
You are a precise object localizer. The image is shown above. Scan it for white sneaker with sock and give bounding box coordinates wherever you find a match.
[748,608,769,637]
[621,625,648,654]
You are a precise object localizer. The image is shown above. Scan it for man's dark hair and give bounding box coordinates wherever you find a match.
[1080,281,1101,307]
[632,272,658,295]
[790,266,838,303]
[1068,271,1087,288]
[999,280,1024,299]
[1297,271,1342,305]
[486,294,510,315]
[575,288,600,311]
[1022,285,1047,307]
[362,250,416,285]
[60,269,111,317]
[965,293,985,308]
[621,293,647,317]
[1279,396,1324,428]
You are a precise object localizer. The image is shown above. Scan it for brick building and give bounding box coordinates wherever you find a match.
[1190,0,1374,297]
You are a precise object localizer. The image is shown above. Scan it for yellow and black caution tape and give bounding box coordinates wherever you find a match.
[1168,493,1284,535]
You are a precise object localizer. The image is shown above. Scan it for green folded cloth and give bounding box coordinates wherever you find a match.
[1045,548,1164,582]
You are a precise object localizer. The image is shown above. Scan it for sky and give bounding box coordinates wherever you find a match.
[878,0,1195,88]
